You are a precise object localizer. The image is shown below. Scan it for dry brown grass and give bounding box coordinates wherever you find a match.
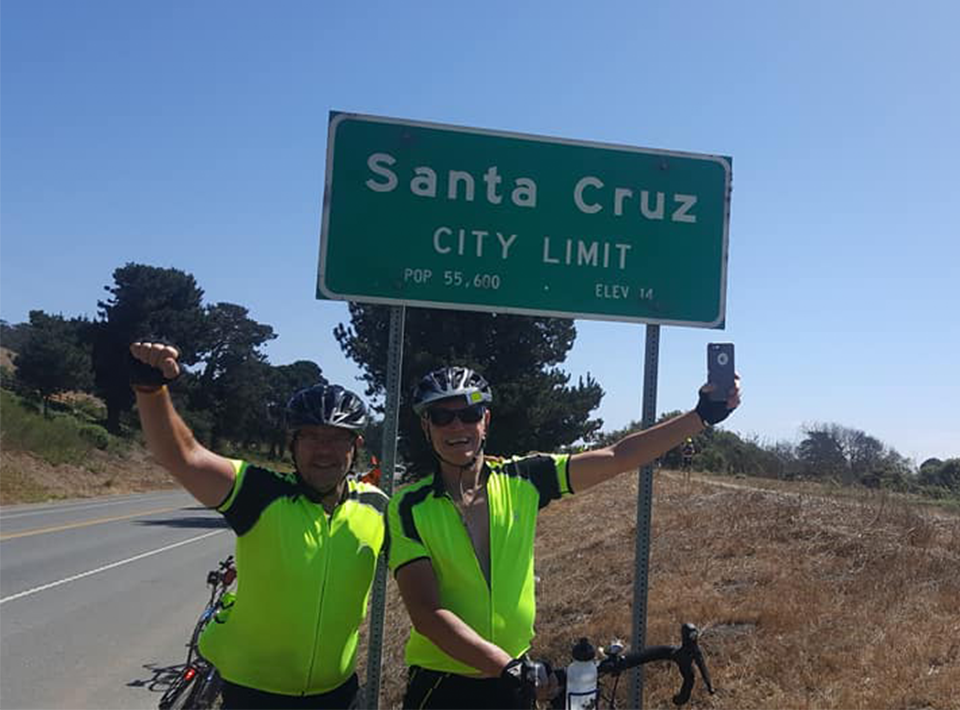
[361,471,960,709]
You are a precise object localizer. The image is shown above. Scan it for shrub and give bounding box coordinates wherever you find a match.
[71,396,107,422]
[0,364,18,391]
[76,422,111,450]
[698,448,728,473]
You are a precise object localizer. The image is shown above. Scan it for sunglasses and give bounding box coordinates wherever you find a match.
[425,404,486,427]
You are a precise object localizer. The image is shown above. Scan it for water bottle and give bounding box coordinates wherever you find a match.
[566,637,597,710]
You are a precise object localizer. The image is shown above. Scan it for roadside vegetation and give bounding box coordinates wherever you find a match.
[1,389,122,465]
[0,388,174,504]
[0,385,294,505]
[593,413,960,506]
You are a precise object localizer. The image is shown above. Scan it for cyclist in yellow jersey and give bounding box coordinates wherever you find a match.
[388,366,741,709]
[129,342,387,709]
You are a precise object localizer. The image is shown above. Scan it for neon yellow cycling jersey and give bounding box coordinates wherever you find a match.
[387,453,572,675]
[199,460,387,696]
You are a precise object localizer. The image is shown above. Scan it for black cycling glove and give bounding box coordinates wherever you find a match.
[695,389,734,426]
[499,658,534,709]
[500,657,525,687]
[128,340,179,390]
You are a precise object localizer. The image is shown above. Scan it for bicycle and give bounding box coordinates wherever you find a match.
[523,623,715,709]
[158,556,237,710]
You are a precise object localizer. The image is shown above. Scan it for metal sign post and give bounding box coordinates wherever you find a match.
[629,324,660,710]
[362,305,405,709]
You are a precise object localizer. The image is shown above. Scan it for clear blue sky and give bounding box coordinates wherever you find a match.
[2,1,957,463]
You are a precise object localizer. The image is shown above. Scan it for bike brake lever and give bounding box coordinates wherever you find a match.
[693,646,715,695]
[672,653,695,706]
[670,623,708,706]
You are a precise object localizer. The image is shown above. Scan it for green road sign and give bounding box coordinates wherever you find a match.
[319,112,731,327]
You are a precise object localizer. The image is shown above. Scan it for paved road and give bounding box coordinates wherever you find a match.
[0,491,235,709]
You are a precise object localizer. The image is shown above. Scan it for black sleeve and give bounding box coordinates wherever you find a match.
[509,455,565,509]
[219,465,296,536]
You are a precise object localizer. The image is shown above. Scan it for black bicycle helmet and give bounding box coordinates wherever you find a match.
[411,366,493,415]
[285,384,368,432]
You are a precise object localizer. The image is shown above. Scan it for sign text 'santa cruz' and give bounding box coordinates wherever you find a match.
[319,112,732,327]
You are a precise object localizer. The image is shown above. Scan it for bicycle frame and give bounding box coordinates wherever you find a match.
[157,557,235,710]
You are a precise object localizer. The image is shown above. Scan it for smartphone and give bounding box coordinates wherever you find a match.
[707,343,735,402]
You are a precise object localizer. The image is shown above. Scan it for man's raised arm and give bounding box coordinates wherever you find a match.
[130,342,235,508]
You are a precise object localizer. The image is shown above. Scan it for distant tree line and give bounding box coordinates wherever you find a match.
[593,414,959,497]
[3,262,954,497]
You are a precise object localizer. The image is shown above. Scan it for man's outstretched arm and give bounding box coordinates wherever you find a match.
[568,379,741,494]
[130,342,235,508]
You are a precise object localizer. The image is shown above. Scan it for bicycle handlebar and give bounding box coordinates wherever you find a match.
[546,623,714,707]
[205,556,235,587]
[603,623,714,706]
[202,556,236,609]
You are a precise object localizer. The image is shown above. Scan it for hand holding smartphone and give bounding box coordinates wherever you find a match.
[707,343,735,402]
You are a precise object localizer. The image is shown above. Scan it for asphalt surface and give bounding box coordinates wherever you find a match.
[0,491,235,709]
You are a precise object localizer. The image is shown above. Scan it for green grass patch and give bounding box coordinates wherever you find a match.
[0,390,125,465]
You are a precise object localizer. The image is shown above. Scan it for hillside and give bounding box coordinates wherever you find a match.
[361,471,960,709]
[0,446,177,504]
[0,385,177,504]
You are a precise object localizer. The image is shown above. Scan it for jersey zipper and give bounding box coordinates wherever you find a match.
[444,489,496,648]
[444,492,491,590]
[303,503,333,694]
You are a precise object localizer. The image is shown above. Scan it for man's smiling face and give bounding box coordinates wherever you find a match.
[293,425,360,492]
[421,399,490,467]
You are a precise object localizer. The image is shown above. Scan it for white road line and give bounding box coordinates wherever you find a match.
[0,492,186,520]
[0,529,227,605]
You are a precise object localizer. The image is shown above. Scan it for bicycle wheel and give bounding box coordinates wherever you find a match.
[189,666,223,709]
[159,668,199,710]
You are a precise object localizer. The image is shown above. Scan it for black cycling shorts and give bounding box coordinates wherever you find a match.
[403,666,521,709]
[221,673,358,709]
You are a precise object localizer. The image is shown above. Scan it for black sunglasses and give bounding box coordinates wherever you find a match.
[426,404,486,426]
